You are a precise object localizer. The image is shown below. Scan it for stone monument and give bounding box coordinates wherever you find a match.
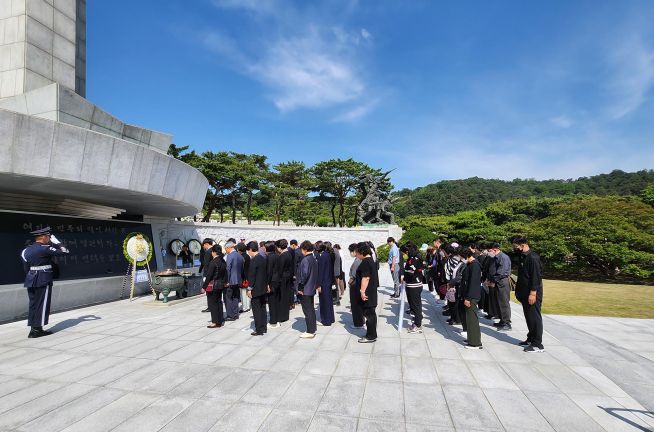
[357,171,395,225]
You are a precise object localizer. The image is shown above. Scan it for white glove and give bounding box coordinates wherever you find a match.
[50,234,61,245]
[60,246,70,253]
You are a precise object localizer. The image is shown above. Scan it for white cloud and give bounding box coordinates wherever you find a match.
[550,115,573,128]
[332,98,379,123]
[605,36,654,119]
[249,32,364,111]
[203,0,376,117]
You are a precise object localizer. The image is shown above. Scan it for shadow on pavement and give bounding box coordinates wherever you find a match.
[601,407,654,431]
[49,314,102,333]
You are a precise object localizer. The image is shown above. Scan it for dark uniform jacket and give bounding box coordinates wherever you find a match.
[460,259,482,301]
[248,254,268,298]
[279,250,293,281]
[199,248,213,275]
[515,250,543,302]
[22,242,67,288]
[202,256,227,290]
[266,252,281,291]
[297,254,318,296]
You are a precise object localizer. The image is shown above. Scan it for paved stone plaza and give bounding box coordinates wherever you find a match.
[1,271,653,432]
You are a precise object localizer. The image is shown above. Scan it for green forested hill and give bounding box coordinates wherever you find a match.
[392,169,654,217]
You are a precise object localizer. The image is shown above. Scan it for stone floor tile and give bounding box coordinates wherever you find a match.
[302,349,342,376]
[277,373,330,412]
[17,387,127,432]
[500,362,560,393]
[483,388,554,431]
[433,358,476,386]
[468,361,520,390]
[0,383,95,430]
[308,413,358,432]
[111,396,193,432]
[400,339,430,358]
[205,368,264,401]
[402,356,438,384]
[356,418,406,432]
[369,355,402,381]
[258,409,314,432]
[0,380,66,416]
[360,380,404,422]
[241,370,296,405]
[334,352,371,378]
[60,392,161,432]
[208,402,271,432]
[567,393,654,432]
[317,376,366,418]
[159,399,232,432]
[403,382,454,429]
[525,391,607,432]
[441,384,504,431]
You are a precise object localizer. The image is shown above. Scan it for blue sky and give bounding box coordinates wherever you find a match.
[87,0,654,189]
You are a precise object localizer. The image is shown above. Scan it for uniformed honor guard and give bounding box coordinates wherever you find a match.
[21,227,70,338]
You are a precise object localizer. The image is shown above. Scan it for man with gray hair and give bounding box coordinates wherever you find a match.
[224,241,244,321]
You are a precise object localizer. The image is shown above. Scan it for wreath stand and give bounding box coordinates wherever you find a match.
[121,233,155,301]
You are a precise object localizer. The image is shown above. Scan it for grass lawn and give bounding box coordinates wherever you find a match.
[510,279,654,319]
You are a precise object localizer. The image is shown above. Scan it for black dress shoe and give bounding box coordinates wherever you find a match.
[201,308,210,313]
[250,332,263,336]
[28,330,44,338]
[225,317,237,321]
[497,324,512,331]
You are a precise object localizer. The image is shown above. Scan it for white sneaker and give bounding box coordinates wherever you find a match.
[408,325,423,334]
[270,323,281,329]
[461,331,467,338]
[300,332,316,339]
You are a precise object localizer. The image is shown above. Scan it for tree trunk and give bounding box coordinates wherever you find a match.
[202,192,218,222]
[247,192,253,225]
[330,202,337,226]
[338,197,345,227]
[231,193,237,224]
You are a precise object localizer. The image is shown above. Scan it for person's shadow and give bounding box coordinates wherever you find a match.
[48,315,101,333]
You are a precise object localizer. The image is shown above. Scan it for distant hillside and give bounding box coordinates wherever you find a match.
[392,169,654,217]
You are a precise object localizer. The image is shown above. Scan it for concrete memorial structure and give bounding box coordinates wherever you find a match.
[0,0,208,322]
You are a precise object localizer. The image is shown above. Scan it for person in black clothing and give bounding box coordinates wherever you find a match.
[512,235,545,353]
[246,241,268,336]
[237,242,251,313]
[202,244,227,328]
[199,238,214,313]
[424,246,436,292]
[460,248,483,349]
[180,245,192,268]
[402,243,425,334]
[266,241,282,327]
[277,239,293,321]
[355,242,379,343]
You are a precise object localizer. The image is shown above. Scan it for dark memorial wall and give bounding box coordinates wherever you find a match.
[0,211,157,285]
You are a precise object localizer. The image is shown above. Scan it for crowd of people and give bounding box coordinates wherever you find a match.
[388,235,544,352]
[197,233,544,352]
[198,238,381,343]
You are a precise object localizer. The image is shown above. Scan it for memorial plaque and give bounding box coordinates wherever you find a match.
[0,211,157,285]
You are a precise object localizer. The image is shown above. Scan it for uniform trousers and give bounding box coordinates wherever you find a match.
[27,283,52,327]
[224,285,240,319]
[464,300,482,346]
[487,286,500,318]
[206,289,224,325]
[363,306,377,340]
[521,298,543,346]
[496,277,512,323]
[301,294,317,334]
[391,267,401,296]
[405,285,423,327]
[251,295,267,334]
[268,282,281,324]
[349,285,364,327]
